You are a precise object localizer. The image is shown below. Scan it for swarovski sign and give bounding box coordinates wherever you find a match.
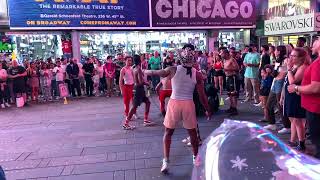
[265,13,315,35]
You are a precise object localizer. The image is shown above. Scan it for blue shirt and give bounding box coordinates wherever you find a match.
[261,76,273,89]
[244,52,260,78]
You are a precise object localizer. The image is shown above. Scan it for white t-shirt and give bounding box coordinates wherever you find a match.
[77,63,84,77]
[96,66,104,78]
[53,66,65,82]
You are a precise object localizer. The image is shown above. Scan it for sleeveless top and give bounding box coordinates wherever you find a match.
[123,67,134,85]
[284,71,305,118]
[171,65,197,100]
[214,61,223,70]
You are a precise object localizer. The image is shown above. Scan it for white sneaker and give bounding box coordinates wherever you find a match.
[278,128,290,134]
[254,102,262,107]
[160,159,169,173]
[182,137,190,144]
[193,155,196,165]
[1,104,5,109]
[133,114,139,120]
[187,140,202,146]
[5,103,11,107]
[263,124,277,131]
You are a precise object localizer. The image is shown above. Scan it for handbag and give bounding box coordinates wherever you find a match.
[16,97,24,108]
[59,83,69,97]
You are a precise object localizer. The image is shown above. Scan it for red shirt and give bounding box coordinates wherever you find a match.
[62,40,72,54]
[301,59,320,113]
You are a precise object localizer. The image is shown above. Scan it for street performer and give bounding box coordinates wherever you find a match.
[122,55,154,130]
[144,44,212,173]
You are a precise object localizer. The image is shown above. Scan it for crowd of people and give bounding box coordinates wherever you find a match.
[0,37,320,166]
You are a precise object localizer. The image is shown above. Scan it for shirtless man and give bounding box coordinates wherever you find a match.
[144,44,212,173]
[221,49,240,116]
[119,56,134,129]
[122,55,154,130]
[156,72,172,117]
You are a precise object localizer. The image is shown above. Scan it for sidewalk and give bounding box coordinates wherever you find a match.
[0,95,291,180]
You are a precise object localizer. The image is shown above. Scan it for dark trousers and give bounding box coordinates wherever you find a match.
[306,111,320,159]
[85,75,93,96]
[151,75,160,90]
[51,80,58,97]
[0,84,10,104]
[70,79,81,97]
[99,78,106,92]
[266,92,281,125]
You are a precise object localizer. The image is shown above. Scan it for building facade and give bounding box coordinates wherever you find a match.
[2,0,258,61]
[260,0,319,47]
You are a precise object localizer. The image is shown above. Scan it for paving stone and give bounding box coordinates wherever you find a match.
[135,165,192,180]
[125,169,136,180]
[16,152,32,161]
[116,152,126,161]
[5,166,64,179]
[114,170,125,180]
[78,139,126,148]
[0,96,292,180]
[1,159,41,171]
[144,156,191,169]
[37,159,51,168]
[107,152,117,161]
[60,165,75,176]
[27,149,83,160]
[48,154,107,166]
[125,152,135,160]
[134,147,191,159]
[134,159,145,169]
[0,153,22,162]
[72,160,135,174]
[47,172,113,180]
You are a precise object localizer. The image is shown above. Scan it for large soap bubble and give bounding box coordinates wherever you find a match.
[192,120,320,180]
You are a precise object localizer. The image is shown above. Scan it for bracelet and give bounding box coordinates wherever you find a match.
[294,86,299,93]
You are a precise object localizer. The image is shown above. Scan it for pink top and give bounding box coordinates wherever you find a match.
[104,62,116,78]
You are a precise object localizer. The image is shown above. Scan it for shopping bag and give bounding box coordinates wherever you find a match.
[16,97,24,108]
[59,83,69,98]
[219,97,225,106]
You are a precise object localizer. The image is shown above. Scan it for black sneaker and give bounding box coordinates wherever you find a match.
[288,141,298,147]
[229,110,238,116]
[296,144,306,151]
[225,108,233,113]
[259,119,269,123]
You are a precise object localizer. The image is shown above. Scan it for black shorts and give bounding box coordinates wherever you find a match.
[214,70,224,77]
[133,85,149,106]
[13,81,27,94]
[226,75,239,97]
[260,87,270,97]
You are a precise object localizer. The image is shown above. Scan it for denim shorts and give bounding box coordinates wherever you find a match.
[271,79,284,94]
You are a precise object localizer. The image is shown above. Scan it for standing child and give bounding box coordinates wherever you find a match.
[93,70,100,96]
[104,56,116,97]
[256,67,273,121]
[28,62,40,102]
[40,63,52,102]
